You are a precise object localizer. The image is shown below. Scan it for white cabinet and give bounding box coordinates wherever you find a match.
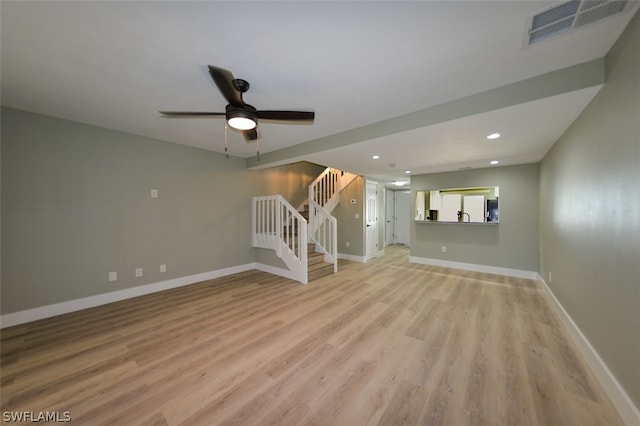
[463,195,485,223]
[415,191,425,220]
[429,190,441,210]
[440,194,461,222]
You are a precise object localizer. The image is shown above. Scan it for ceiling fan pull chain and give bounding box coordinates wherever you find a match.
[224,122,229,158]
[256,127,260,161]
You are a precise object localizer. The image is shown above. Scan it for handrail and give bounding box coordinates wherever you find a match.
[308,167,358,213]
[307,167,357,274]
[252,195,308,284]
[309,168,338,208]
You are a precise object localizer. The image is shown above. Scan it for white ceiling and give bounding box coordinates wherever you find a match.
[2,1,637,187]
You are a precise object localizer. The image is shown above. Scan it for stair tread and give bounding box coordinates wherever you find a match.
[308,260,332,270]
[308,261,334,281]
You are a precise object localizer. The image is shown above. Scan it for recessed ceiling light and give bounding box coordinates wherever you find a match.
[486,133,501,140]
[372,155,380,159]
[490,160,499,165]
[404,170,411,174]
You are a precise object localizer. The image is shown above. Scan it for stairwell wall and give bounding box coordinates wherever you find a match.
[333,176,365,259]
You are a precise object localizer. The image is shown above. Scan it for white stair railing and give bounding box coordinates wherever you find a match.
[309,167,356,213]
[307,168,357,274]
[252,195,308,284]
[309,199,338,272]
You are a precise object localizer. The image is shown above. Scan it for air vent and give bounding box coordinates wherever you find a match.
[527,0,632,45]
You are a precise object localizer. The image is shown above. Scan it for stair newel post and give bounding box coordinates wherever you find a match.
[276,196,282,258]
[300,212,308,283]
[252,196,257,247]
[308,184,314,244]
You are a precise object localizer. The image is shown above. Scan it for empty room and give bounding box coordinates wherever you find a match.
[1,1,639,425]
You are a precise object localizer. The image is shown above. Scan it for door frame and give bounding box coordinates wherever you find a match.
[365,180,380,262]
[385,188,395,245]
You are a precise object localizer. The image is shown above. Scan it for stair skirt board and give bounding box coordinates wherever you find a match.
[254,262,306,283]
[255,261,333,284]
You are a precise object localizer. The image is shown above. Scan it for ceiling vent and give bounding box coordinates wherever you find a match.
[526,0,634,46]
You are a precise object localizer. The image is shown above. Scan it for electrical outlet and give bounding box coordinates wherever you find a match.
[549,272,553,283]
[160,264,167,273]
[108,271,117,282]
[135,268,143,277]
[346,241,350,248]
[441,246,447,253]
[151,189,158,199]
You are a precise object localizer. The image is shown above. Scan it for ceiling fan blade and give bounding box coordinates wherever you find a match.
[159,111,225,118]
[208,65,244,107]
[243,128,258,142]
[257,110,315,122]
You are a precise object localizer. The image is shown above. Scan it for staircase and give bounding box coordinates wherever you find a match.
[252,167,357,284]
[298,204,335,282]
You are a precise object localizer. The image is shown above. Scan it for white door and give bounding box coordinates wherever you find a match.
[395,191,411,245]
[385,189,395,245]
[366,181,378,260]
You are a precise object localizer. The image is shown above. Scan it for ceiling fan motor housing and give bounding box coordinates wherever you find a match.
[232,78,250,93]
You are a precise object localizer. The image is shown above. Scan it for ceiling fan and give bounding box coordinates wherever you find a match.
[160,65,315,143]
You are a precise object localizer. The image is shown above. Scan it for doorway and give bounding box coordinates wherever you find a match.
[395,191,410,245]
[385,189,410,246]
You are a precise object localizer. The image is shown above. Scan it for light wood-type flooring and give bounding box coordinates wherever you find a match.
[1,245,623,425]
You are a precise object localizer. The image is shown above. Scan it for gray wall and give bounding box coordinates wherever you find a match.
[333,176,365,257]
[254,161,325,209]
[1,108,323,314]
[539,13,640,408]
[410,164,539,272]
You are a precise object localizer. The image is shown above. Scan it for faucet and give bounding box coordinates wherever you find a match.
[457,211,471,222]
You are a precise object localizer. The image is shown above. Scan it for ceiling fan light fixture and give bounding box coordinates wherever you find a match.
[228,116,256,130]
[226,104,258,130]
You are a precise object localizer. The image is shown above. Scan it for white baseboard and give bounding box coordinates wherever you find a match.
[338,253,366,263]
[408,256,538,279]
[536,275,640,426]
[0,263,255,328]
